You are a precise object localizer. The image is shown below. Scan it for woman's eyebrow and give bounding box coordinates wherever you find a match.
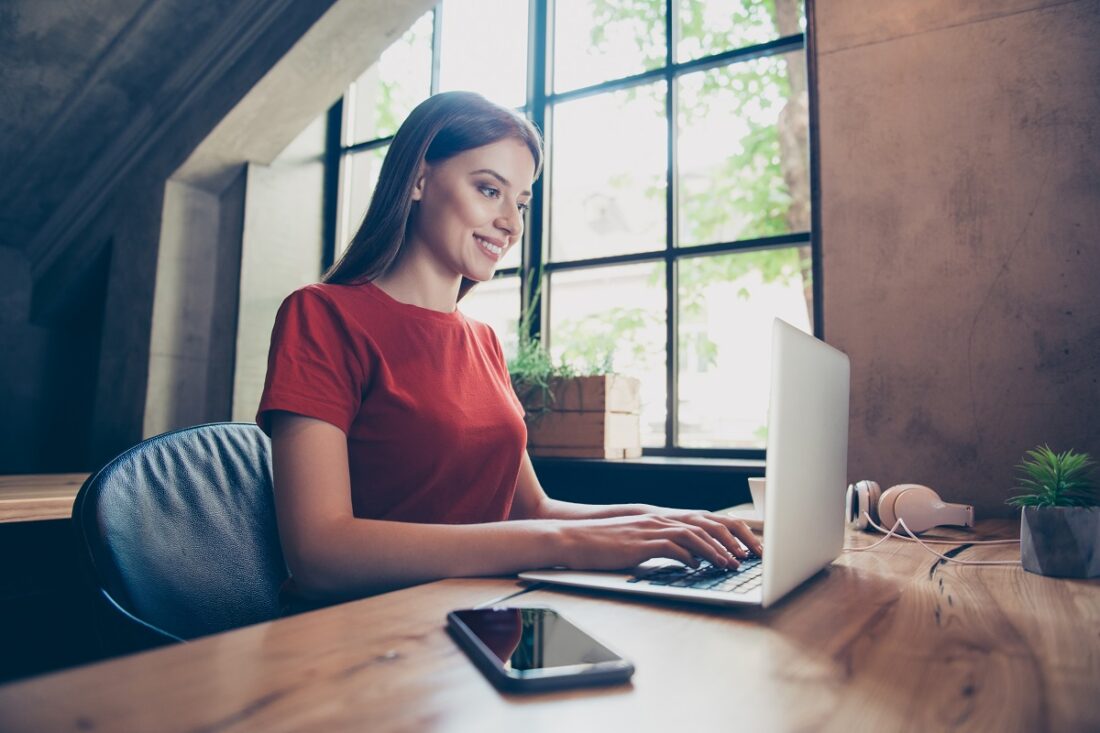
[471,168,532,197]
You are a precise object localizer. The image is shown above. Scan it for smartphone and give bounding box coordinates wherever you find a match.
[446,606,635,692]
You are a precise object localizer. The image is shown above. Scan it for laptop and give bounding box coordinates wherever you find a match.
[519,318,851,608]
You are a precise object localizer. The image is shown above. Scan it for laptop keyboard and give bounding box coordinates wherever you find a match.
[628,556,763,594]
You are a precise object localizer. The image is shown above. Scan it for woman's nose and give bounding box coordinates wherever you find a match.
[495,206,522,240]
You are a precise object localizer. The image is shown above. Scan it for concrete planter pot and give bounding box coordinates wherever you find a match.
[1020,506,1100,578]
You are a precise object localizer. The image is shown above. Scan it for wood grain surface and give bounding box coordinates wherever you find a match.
[0,473,88,523]
[0,521,1096,732]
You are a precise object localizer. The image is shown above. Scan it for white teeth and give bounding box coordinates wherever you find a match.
[476,235,502,255]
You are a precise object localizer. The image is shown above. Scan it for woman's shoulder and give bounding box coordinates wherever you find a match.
[460,312,499,341]
[286,280,356,301]
[273,283,387,342]
[281,281,374,315]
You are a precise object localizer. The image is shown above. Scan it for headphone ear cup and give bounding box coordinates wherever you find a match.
[846,480,881,530]
[845,483,865,529]
[877,485,904,528]
[892,485,947,533]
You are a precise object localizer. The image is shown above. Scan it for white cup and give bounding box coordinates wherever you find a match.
[748,477,766,517]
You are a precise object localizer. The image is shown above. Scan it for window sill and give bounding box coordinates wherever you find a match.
[529,454,762,509]
[530,454,764,473]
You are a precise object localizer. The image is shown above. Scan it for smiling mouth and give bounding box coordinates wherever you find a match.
[474,234,504,259]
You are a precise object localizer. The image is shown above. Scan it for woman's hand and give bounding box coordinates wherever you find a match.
[647,507,763,557]
[554,511,762,572]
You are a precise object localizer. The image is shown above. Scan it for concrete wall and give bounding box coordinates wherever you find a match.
[232,115,328,422]
[0,247,74,472]
[817,0,1100,516]
[0,243,108,473]
[144,175,245,437]
[82,9,326,465]
[0,0,434,471]
[0,1,354,470]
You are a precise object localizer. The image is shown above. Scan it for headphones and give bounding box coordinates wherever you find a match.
[845,481,974,534]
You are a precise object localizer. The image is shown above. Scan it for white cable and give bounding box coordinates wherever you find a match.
[865,515,1021,544]
[845,513,1021,566]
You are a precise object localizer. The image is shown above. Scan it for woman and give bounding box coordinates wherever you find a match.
[258,91,761,602]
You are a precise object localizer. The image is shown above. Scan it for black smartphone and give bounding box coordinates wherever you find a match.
[446,606,635,693]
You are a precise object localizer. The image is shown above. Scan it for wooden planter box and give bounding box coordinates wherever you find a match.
[515,375,642,459]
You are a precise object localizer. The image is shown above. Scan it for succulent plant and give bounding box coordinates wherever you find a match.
[1007,445,1097,508]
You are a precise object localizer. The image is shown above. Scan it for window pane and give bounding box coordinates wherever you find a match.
[676,0,806,63]
[348,12,433,145]
[553,0,665,93]
[549,263,667,447]
[461,275,521,361]
[677,51,809,247]
[550,84,667,262]
[339,146,388,254]
[677,246,812,448]
[439,0,528,108]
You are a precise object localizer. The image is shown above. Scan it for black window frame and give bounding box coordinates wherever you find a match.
[323,0,821,462]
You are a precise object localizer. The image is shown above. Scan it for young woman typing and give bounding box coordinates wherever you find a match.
[258,91,761,603]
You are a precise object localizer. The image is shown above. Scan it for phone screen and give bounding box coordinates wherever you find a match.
[451,607,623,672]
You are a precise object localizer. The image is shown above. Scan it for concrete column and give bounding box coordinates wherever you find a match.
[143,172,246,437]
[232,115,327,422]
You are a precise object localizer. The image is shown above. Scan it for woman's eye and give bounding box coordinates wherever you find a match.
[478,185,500,198]
[517,202,530,213]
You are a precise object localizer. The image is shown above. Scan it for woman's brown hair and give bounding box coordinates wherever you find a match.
[323,91,543,299]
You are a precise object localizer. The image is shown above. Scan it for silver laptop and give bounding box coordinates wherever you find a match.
[519,318,850,608]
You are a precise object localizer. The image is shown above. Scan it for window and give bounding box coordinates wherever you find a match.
[325,0,816,457]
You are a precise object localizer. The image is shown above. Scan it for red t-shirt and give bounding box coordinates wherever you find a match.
[257,282,526,524]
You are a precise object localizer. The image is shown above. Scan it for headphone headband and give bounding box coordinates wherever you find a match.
[846,481,973,534]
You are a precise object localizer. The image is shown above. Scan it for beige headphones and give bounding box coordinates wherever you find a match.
[846,481,974,533]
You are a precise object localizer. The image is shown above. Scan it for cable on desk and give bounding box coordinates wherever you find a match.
[473,582,549,609]
[845,513,1021,566]
[863,516,1021,545]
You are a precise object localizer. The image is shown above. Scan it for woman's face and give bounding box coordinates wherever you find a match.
[408,137,535,283]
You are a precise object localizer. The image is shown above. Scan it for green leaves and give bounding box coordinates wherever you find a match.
[509,333,576,416]
[508,271,577,412]
[1007,445,1097,508]
[555,305,650,373]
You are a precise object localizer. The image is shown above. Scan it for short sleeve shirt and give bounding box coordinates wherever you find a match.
[257,282,527,524]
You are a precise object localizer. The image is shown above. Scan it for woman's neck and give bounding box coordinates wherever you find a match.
[373,247,462,313]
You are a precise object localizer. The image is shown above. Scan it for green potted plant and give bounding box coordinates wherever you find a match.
[507,276,641,459]
[1007,445,1099,578]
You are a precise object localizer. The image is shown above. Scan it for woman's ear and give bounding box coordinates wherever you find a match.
[411,164,428,202]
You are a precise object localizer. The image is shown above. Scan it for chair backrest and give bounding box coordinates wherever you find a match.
[73,422,288,644]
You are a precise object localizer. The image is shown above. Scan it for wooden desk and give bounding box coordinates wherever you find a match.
[0,474,88,523]
[0,521,1097,731]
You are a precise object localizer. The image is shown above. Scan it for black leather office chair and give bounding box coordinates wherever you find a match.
[72,422,289,652]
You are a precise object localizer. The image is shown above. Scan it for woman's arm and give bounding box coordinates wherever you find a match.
[271,413,566,600]
[272,413,758,603]
[507,451,652,520]
[509,451,763,556]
